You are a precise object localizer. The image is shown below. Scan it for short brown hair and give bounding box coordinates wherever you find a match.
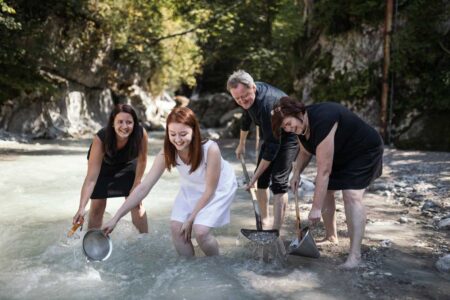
[271,96,306,139]
[164,107,203,173]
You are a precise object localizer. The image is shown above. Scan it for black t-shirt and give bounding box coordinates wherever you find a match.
[240,81,296,161]
[299,102,382,169]
[88,126,143,165]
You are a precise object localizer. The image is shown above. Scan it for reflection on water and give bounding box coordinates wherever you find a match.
[0,138,357,300]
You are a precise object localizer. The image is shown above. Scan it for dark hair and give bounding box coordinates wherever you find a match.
[164,107,203,173]
[104,104,142,158]
[271,96,306,139]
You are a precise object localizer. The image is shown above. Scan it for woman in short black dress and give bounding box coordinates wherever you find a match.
[271,97,383,269]
[73,104,149,233]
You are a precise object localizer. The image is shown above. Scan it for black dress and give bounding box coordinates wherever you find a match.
[299,102,383,190]
[88,127,143,199]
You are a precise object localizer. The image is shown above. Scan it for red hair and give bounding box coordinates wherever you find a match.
[164,107,203,173]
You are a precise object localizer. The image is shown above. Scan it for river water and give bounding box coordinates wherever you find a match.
[0,136,359,300]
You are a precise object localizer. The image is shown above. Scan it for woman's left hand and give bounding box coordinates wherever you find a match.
[308,207,322,224]
[180,218,194,242]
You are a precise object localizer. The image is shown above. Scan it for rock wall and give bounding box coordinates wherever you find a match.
[293,24,449,151]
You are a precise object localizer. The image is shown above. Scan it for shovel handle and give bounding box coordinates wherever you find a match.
[240,156,263,231]
[294,190,303,240]
[67,222,82,237]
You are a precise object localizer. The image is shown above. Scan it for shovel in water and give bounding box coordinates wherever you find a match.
[240,156,279,245]
[288,188,320,258]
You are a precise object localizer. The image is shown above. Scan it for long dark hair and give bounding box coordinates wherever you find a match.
[164,107,203,173]
[104,104,142,158]
[271,96,306,139]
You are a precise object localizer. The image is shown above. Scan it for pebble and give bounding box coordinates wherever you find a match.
[380,240,392,248]
[438,218,450,230]
[421,200,441,212]
[399,216,409,224]
[436,254,450,273]
[382,190,391,198]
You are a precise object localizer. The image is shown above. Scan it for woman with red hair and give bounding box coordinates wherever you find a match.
[103,107,237,257]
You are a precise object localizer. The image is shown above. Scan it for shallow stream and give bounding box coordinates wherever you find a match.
[0,137,360,300]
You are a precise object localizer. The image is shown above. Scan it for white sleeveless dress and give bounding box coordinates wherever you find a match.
[170,140,237,227]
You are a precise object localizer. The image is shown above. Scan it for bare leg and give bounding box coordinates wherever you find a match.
[88,199,106,229]
[193,224,219,256]
[340,189,366,269]
[130,201,148,233]
[316,191,338,245]
[272,193,288,230]
[256,188,270,227]
[171,221,194,257]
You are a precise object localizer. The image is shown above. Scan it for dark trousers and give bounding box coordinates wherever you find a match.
[256,134,299,194]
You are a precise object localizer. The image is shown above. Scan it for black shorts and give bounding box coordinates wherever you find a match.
[256,134,299,194]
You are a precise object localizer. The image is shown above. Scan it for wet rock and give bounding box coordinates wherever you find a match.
[435,254,450,273]
[394,181,407,188]
[299,176,315,201]
[369,182,392,191]
[421,200,441,212]
[421,210,434,218]
[382,191,391,198]
[380,239,392,248]
[399,217,409,224]
[437,217,450,230]
[410,193,424,202]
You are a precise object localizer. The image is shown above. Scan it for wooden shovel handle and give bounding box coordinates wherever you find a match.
[294,190,303,240]
[67,222,82,237]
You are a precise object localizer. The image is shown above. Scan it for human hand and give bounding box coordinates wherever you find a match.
[245,177,257,192]
[308,207,322,225]
[235,143,245,160]
[180,218,194,242]
[102,218,118,236]
[73,208,85,226]
[290,174,301,193]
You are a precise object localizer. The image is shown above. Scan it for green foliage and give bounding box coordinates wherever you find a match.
[312,0,384,35]
[390,0,450,115]
[185,0,305,93]
[0,0,21,30]
[312,61,381,108]
[0,0,448,124]
[0,0,205,102]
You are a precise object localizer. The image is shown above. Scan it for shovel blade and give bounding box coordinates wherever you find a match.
[288,227,320,258]
[240,228,279,245]
[289,238,300,249]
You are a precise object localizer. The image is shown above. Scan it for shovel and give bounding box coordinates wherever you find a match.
[240,156,279,245]
[288,188,320,258]
[68,215,84,237]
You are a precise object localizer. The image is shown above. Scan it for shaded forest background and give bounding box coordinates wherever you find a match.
[0,0,449,150]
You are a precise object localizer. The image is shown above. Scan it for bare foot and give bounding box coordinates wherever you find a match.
[316,237,339,246]
[338,255,362,270]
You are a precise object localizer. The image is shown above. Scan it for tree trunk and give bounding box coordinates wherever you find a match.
[381,0,394,141]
